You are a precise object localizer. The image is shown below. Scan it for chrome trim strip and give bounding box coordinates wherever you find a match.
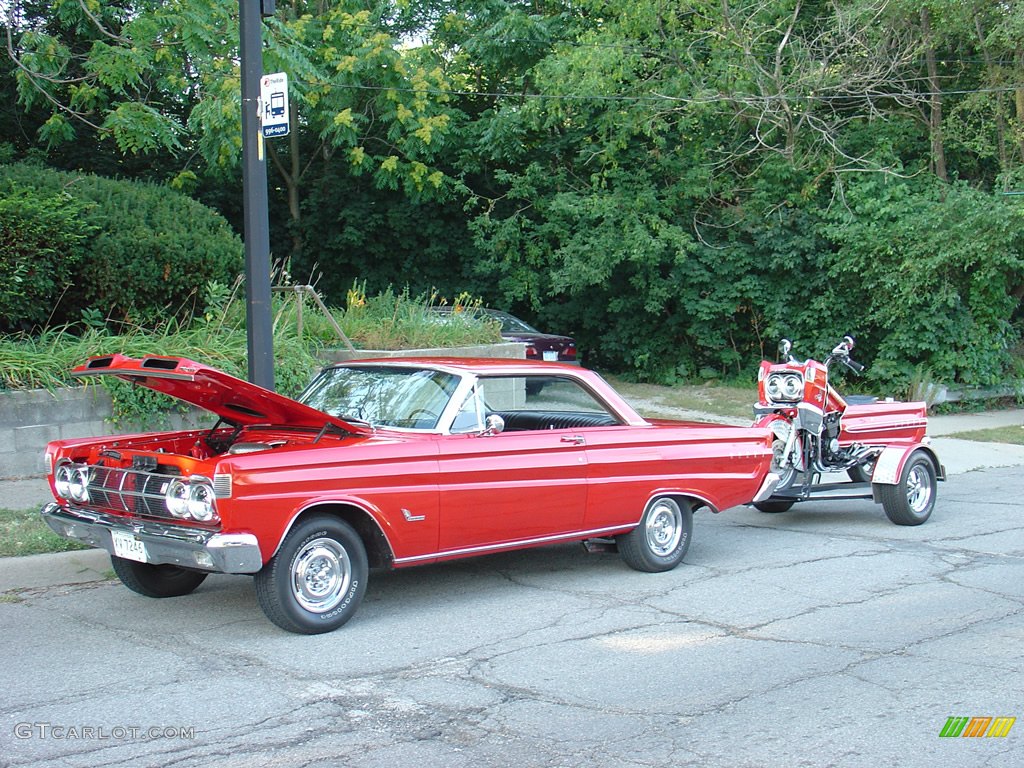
[843,419,928,434]
[401,508,426,522]
[392,524,635,565]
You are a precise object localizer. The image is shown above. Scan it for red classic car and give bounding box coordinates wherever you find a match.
[41,355,778,634]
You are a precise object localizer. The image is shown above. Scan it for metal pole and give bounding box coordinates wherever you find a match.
[239,0,275,390]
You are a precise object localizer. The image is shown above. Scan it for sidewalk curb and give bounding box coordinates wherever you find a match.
[0,548,112,593]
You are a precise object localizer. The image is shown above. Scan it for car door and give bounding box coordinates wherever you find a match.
[435,375,589,552]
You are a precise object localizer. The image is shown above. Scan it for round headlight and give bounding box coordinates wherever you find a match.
[782,375,803,400]
[69,467,90,503]
[165,479,190,518]
[55,464,73,500]
[766,376,782,399]
[187,483,217,522]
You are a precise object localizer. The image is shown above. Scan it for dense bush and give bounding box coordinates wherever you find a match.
[0,162,242,327]
[0,185,94,332]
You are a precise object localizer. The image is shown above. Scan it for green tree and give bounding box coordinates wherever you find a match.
[4,1,463,261]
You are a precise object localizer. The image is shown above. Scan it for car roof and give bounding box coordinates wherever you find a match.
[329,357,578,375]
[330,357,646,425]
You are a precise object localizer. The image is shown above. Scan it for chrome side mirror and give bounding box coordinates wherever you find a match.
[483,414,505,435]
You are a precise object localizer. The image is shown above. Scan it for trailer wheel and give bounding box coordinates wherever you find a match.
[847,457,876,483]
[879,451,937,526]
[753,500,794,513]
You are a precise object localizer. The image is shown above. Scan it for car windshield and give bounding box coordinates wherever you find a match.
[300,365,460,429]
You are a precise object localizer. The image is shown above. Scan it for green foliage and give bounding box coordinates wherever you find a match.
[464,0,1024,387]
[0,162,243,326]
[0,506,88,557]
[4,0,1024,390]
[817,178,1024,389]
[7,1,461,192]
[0,319,319,424]
[0,185,95,332]
[292,173,483,302]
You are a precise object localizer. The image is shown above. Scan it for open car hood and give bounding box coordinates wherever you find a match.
[72,354,362,432]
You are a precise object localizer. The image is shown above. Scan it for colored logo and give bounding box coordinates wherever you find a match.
[940,716,1015,738]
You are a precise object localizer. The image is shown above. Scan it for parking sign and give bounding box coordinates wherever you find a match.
[260,72,289,138]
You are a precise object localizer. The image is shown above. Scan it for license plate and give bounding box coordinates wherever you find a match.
[111,530,148,563]
[543,350,558,361]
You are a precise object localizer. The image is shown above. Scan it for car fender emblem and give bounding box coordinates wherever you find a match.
[401,508,425,522]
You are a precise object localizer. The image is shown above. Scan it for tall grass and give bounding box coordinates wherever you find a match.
[274,282,503,351]
[1,283,503,403]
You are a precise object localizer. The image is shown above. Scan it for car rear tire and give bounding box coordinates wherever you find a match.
[255,515,368,634]
[111,557,208,598]
[618,497,692,573]
[879,451,937,526]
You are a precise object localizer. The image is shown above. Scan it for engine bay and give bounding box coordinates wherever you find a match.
[60,421,351,473]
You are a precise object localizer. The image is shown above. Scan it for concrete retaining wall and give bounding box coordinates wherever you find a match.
[0,386,206,478]
[320,342,525,363]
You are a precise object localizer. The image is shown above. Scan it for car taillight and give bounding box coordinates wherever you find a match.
[525,345,538,358]
[564,344,577,360]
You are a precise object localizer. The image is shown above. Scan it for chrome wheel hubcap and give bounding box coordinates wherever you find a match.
[646,500,683,557]
[291,538,351,614]
[906,465,933,514]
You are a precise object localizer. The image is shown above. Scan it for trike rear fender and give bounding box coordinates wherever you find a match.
[870,443,946,488]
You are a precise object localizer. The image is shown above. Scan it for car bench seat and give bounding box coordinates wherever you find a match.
[491,411,618,431]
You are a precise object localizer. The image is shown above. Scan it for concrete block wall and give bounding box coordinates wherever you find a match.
[0,386,204,478]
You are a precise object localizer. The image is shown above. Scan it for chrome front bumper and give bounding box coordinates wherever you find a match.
[41,503,263,574]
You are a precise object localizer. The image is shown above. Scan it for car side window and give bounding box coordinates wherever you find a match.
[476,376,620,431]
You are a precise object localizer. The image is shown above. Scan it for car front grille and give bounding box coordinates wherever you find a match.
[86,465,179,520]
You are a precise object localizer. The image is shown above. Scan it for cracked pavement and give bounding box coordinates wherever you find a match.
[2,466,1022,767]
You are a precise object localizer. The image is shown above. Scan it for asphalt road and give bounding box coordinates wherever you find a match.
[2,465,1022,768]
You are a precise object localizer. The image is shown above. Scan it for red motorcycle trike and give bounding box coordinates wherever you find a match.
[752,336,944,525]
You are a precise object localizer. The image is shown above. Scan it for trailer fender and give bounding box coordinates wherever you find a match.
[870,443,945,497]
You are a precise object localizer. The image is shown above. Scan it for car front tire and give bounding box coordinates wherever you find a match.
[618,497,693,572]
[255,515,368,634]
[111,557,208,598]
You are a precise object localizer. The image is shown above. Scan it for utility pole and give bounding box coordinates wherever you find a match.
[239,0,276,390]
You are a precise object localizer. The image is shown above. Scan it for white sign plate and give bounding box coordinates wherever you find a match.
[260,72,290,138]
